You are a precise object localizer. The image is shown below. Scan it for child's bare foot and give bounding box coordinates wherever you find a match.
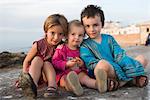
[134,75,148,87]
[107,79,119,91]
[66,71,83,96]
[95,69,107,93]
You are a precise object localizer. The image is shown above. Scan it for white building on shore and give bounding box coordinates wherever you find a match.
[101,21,140,35]
[101,20,150,46]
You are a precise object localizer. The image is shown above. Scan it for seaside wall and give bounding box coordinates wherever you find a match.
[112,34,141,47]
[102,21,150,47]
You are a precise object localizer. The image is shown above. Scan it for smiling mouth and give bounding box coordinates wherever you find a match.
[74,40,80,43]
[53,41,58,43]
[90,32,96,34]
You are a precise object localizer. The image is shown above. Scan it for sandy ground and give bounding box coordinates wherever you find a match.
[0,46,150,100]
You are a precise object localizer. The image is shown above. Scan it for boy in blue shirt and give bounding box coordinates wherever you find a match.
[80,5,148,93]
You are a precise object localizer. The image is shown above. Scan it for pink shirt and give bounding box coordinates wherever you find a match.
[52,44,86,83]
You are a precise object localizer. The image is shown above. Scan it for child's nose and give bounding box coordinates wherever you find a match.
[75,35,79,39]
[54,34,59,40]
[89,26,94,31]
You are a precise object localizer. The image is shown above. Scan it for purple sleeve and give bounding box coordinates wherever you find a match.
[52,48,67,71]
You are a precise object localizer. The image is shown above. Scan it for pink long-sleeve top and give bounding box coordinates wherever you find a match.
[52,44,86,83]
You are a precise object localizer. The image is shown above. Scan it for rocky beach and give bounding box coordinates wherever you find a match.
[0,46,150,100]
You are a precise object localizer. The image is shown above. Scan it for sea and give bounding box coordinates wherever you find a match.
[0,32,43,53]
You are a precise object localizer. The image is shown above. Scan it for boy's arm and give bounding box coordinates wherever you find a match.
[52,48,67,71]
[109,36,126,62]
[80,46,99,71]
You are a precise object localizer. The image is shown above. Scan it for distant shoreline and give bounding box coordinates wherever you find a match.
[0,45,148,53]
[0,47,30,54]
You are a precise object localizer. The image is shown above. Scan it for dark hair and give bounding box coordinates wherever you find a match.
[81,5,105,27]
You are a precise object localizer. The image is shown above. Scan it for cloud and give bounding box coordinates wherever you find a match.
[0,0,149,31]
[0,0,87,32]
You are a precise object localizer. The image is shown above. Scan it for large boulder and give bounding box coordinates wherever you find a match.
[0,51,26,68]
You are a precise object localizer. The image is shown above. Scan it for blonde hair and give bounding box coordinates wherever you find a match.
[43,14,68,36]
[68,20,84,34]
[64,20,85,42]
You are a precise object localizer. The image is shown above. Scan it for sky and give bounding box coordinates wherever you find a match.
[0,0,150,34]
[0,0,150,51]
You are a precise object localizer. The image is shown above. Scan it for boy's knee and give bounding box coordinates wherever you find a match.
[94,59,111,72]
[135,55,148,67]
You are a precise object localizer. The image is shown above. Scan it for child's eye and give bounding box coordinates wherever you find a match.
[79,34,83,37]
[85,25,90,28]
[50,32,55,35]
[59,33,64,36]
[71,33,75,35]
[94,24,98,27]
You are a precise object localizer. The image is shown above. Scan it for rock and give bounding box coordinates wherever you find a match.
[0,51,26,68]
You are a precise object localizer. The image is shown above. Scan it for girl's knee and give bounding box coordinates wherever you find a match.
[30,56,44,70]
[34,56,43,61]
[44,62,54,69]
[32,56,43,64]
[43,62,55,73]
[44,61,52,67]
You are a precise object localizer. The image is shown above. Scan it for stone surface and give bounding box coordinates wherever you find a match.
[0,51,26,68]
[0,46,150,100]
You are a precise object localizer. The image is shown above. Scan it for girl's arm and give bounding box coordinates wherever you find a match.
[23,43,37,73]
[52,45,78,70]
[52,47,67,71]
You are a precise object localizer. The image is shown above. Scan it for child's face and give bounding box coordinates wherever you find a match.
[82,15,102,39]
[46,25,64,45]
[68,26,84,47]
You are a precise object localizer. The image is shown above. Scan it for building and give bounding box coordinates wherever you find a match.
[101,21,121,35]
[101,20,150,46]
[136,21,150,45]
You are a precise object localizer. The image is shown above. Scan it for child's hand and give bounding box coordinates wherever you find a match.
[23,65,29,73]
[23,68,28,73]
[66,59,77,69]
[75,57,84,67]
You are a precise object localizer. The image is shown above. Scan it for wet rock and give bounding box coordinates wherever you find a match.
[0,51,26,68]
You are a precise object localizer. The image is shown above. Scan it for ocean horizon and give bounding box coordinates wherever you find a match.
[0,32,43,53]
